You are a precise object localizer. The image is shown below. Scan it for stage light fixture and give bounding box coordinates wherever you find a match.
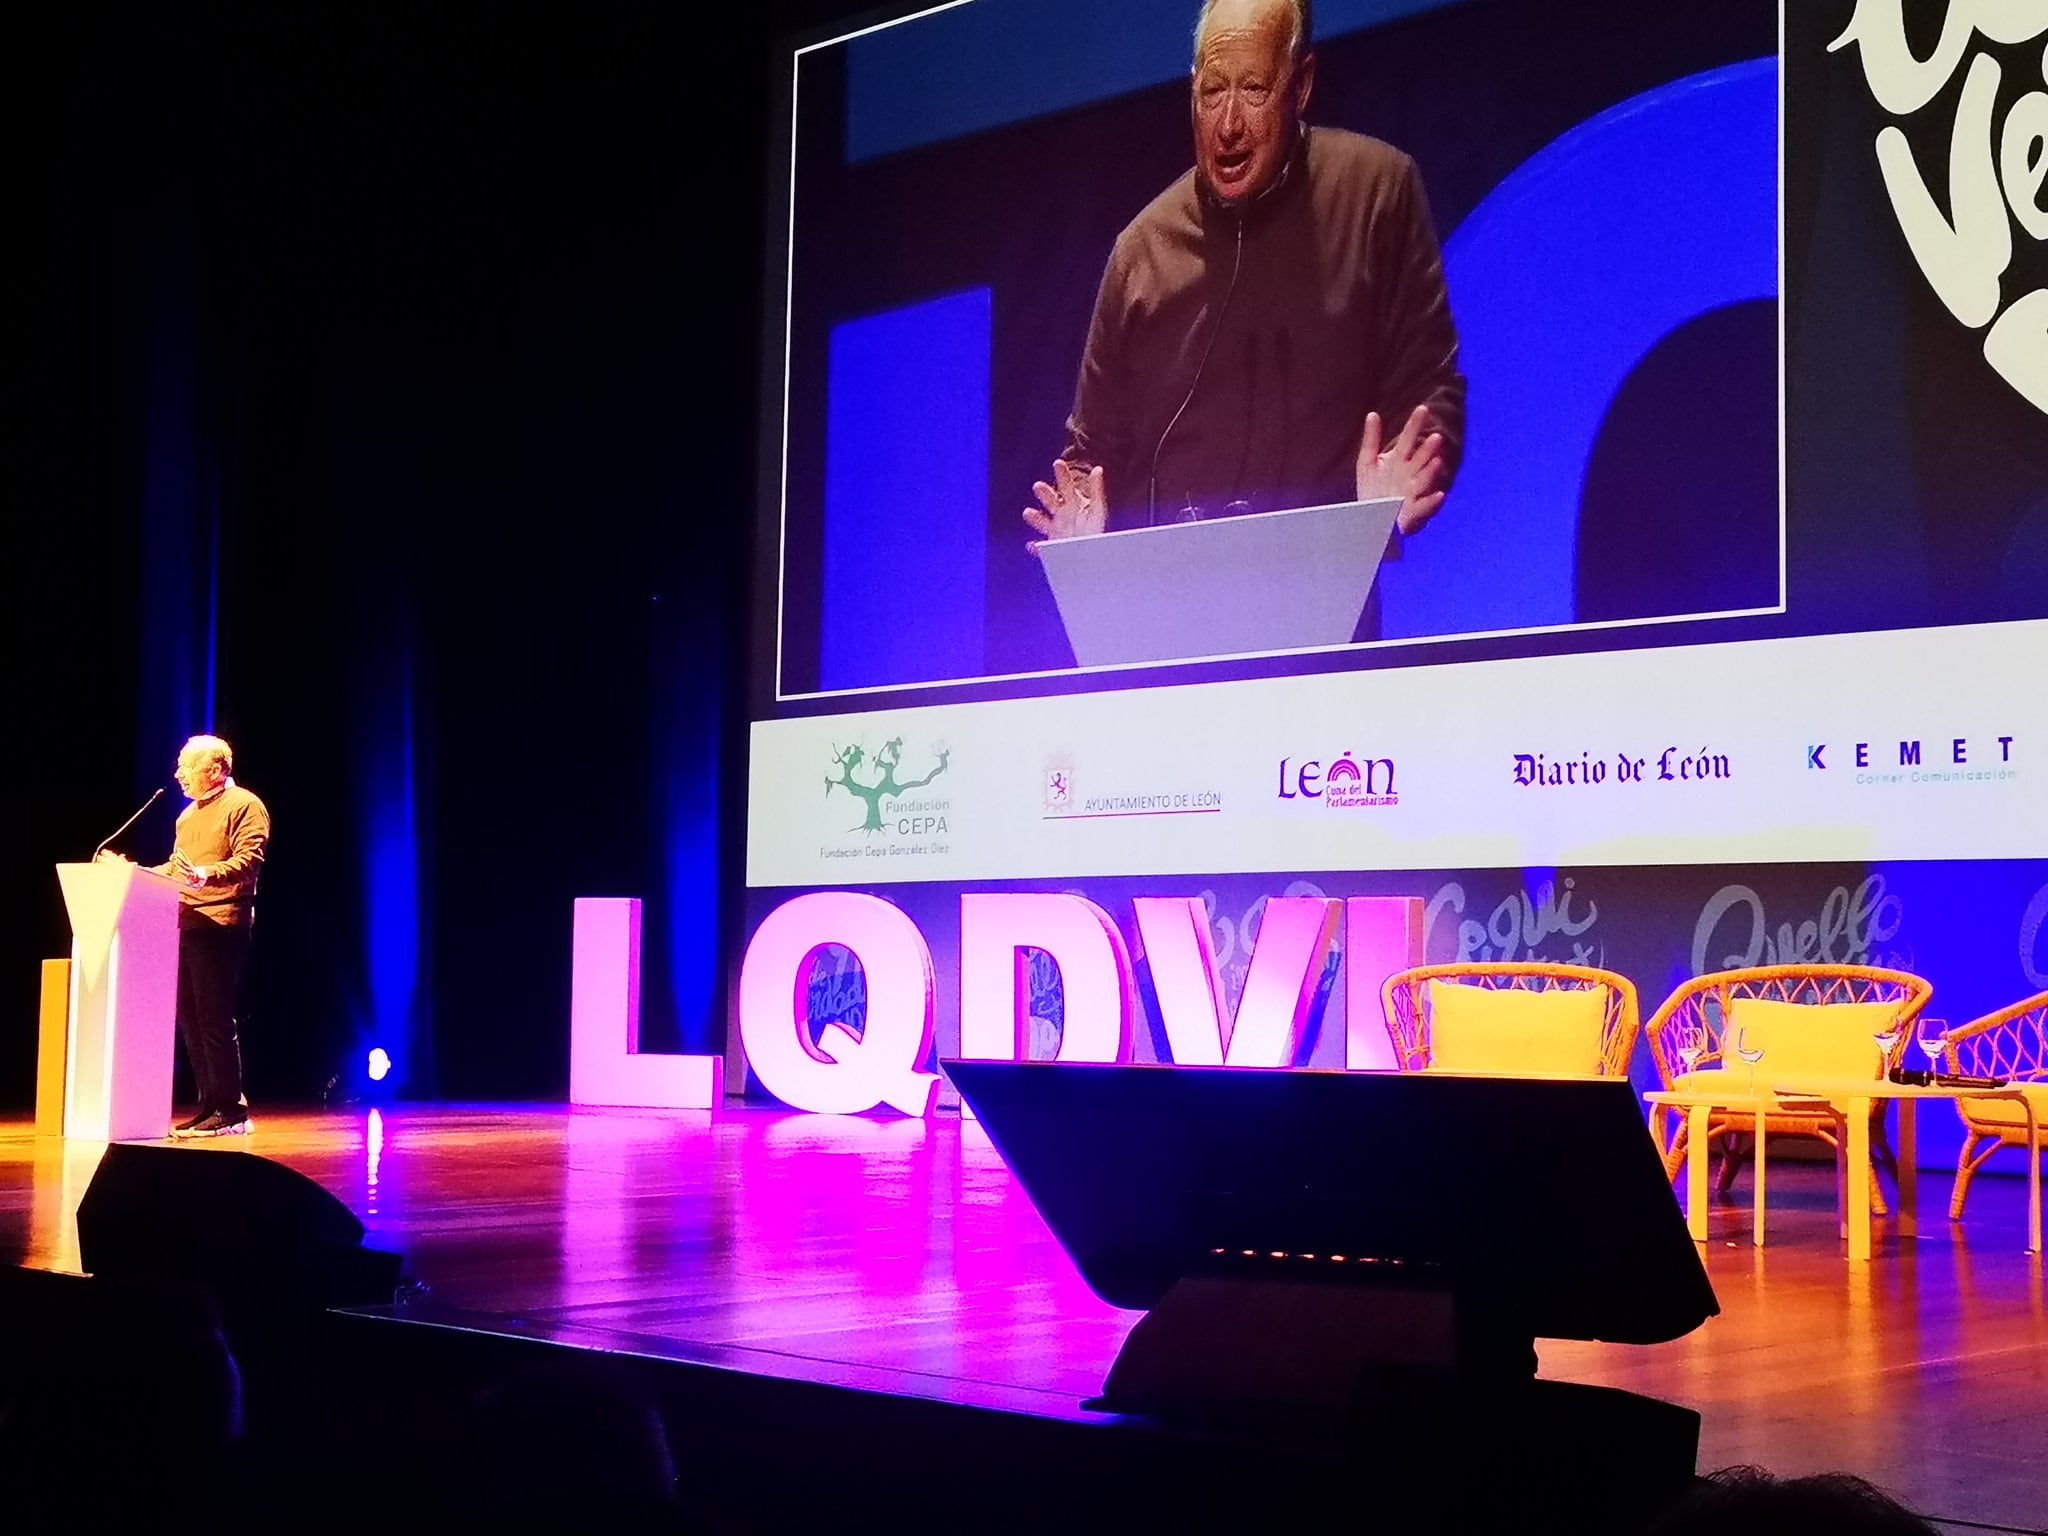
[367,1048,392,1083]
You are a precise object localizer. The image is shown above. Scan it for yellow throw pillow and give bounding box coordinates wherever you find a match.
[1722,997,1905,1082]
[1425,979,1608,1076]
[1955,1083,2048,1133]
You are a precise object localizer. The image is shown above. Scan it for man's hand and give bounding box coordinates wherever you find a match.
[95,850,132,865]
[1022,459,1108,553]
[1356,405,1446,536]
[172,849,207,889]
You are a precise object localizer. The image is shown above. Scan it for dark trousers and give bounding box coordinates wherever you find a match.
[176,921,252,1115]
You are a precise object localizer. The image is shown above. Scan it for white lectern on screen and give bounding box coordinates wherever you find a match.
[1037,497,1402,668]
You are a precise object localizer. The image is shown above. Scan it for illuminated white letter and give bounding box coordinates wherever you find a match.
[569,897,723,1109]
[1134,896,1340,1067]
[1342,897,1426,1070]
[958,893,1134,1067]
[737,892,939,1116]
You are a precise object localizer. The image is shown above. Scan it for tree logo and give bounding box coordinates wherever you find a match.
[825,737,950,833]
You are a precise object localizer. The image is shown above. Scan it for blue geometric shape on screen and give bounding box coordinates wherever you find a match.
[841,0,1473,164]
[821,288,991,692]
[1381,58,1777,640]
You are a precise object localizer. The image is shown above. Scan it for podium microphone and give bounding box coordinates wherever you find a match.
[92,786,165,861]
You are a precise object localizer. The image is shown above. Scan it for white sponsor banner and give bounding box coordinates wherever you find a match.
[746,619,2044,887]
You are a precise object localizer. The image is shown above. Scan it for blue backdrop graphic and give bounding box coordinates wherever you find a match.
[745,1,2048,1213]
[760,857,2048,1179]
[1385,60,1778,638]
[812,57,1780,670]
[843,0,1474,163]
[822,289,991,691]
[778,0,1792,695]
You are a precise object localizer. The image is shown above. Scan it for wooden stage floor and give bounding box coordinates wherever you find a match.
[3,1103,2044,1533]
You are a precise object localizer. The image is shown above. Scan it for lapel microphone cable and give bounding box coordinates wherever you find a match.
[1145,130,1304,526]
[1147,214,1244,527]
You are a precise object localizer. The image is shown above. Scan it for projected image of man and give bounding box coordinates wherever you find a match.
[1024,0,1465,550]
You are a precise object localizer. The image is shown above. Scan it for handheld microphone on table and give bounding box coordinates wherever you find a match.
[91,786,165,861]
[1889,1065,2009,1089]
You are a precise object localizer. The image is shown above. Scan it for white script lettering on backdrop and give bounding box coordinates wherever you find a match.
[1425,877,1602,965]
[1691,874,1909,974]
[1830,0,2048,412]
[2021,878,2048,988]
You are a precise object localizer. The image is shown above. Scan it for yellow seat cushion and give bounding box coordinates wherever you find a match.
[1723,998,1903,1081]
[1955,1082,2048,1137]
[1425,980,1607,1075]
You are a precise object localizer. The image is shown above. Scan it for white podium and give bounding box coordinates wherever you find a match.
[55,861,182,1142]
[1038,497,1402,667]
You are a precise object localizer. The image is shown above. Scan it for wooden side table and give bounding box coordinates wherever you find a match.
[1770,1076,2042,1260]
[1645,1079,1775,1247]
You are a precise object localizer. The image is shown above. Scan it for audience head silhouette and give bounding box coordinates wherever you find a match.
[1648,1467,1939,1535]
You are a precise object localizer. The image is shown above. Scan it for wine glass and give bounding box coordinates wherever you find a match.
[1675,1031,1706,1082]
[1734,1026,1765,1094]
[1918,1017,1950,1075]
[1872,1023,1902,1080]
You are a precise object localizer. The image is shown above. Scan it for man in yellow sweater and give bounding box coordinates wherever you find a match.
[105,734,272,1136]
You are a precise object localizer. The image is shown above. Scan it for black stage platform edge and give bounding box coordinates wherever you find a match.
[320,1306,1700,1533]
[1,1265,1702,1533]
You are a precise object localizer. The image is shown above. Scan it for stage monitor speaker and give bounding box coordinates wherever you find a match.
[943,1060,1718,1421]
[76,1143,402,1309]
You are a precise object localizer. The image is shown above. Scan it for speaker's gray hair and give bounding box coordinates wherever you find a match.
[1192,0,1313,67]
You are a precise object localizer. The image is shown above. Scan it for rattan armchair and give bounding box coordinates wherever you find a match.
[1645,965,1932,1212]
[1380,962,1641,1076]
[1944,990,2048,1221]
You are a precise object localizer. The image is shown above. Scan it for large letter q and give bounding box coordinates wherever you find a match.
[738,892,940,1116]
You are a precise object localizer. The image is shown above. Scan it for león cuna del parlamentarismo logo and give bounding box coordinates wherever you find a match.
[825,737,950,833]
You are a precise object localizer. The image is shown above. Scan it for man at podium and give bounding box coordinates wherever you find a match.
[1024,0,1464,558]
[101,734,271,1138]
